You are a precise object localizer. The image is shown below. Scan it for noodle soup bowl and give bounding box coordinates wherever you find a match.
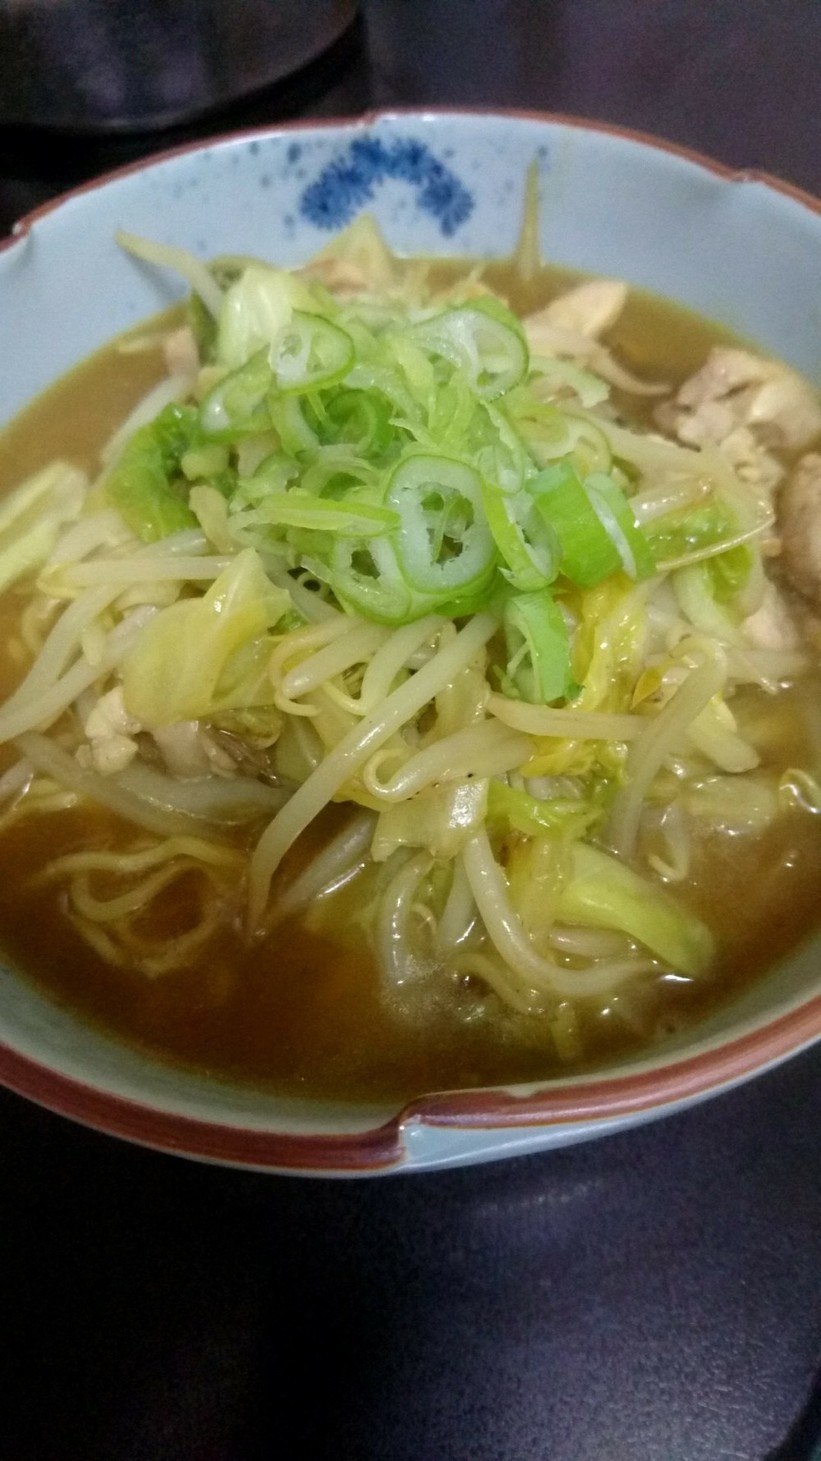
[1,111,821,1174]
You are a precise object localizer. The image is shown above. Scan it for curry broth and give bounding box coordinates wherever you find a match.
[0,265,820,1103]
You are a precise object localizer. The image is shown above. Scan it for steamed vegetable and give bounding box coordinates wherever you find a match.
[0,212,795,1079]
[556,843,714,974]
[122,549,289,724]
[106,242,663,635]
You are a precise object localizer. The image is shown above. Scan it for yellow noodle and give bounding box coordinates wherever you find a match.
[115,897,224,977]
[33,836,244,885]
[70,864,199,922]
[268,616,351,683]
[67,916,128,967]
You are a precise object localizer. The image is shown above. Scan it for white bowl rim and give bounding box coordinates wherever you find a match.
[4,105,821,259]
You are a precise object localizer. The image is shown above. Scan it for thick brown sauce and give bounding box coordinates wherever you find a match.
[0,267,820,1102]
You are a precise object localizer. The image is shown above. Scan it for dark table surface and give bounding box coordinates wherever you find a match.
[2,4,821,1458]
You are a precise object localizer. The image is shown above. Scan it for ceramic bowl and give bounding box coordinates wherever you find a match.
[1,111,821,1174]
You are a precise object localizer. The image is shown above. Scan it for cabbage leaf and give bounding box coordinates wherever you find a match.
[556,843,714,974]
[122,548,289,726]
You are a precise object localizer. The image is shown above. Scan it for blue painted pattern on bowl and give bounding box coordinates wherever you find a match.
[299,135,474,235]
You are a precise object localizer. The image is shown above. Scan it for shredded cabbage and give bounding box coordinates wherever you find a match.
[122,549,289,725]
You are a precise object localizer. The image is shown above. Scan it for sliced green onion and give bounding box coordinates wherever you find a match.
[473,402,527,495]
[530,356,611,408]
[345,360,421,424]
[426,375,480,452]
[299,453,380,499]
[585,472,656,582]
[387,453,496,599]
[200,350,273,438]
[234,492,399,538]
[267,395,320,455]
[530,463,621,588]
[386,334,438,421]
[503,589,573,703]
[320,388,394,456]
[518,407,612,476]
[481,481,559,592]
[329,535,431,624]
[270,312,354,395]
[236,452,300,502]
[411,298,528,400]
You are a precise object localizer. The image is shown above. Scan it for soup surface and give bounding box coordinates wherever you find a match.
[0,251,819,1101]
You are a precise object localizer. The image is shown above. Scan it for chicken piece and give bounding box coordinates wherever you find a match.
[715,427,784,497]
[298,214,397,299]
[658,347,821,467]
[778,451,821,612]
[298,255,374,298]
[448,276,496,302]
[536,279,628,339]
[676,348,771,409]
[652,397,783,493]
[80,686,142,775]
[524,281,666,397]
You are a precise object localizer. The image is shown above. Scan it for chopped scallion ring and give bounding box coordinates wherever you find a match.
[234,492,399,538]
[482,481,559,592]
[200,350,273,438]
[503,589,573,703]
[585,471,655,581]
[270,312,355,395]
[530,463,622,588]
[411,298,529,400]
[387,453,497,599]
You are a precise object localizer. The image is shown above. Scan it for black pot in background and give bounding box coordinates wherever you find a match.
[0,0,358,132]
